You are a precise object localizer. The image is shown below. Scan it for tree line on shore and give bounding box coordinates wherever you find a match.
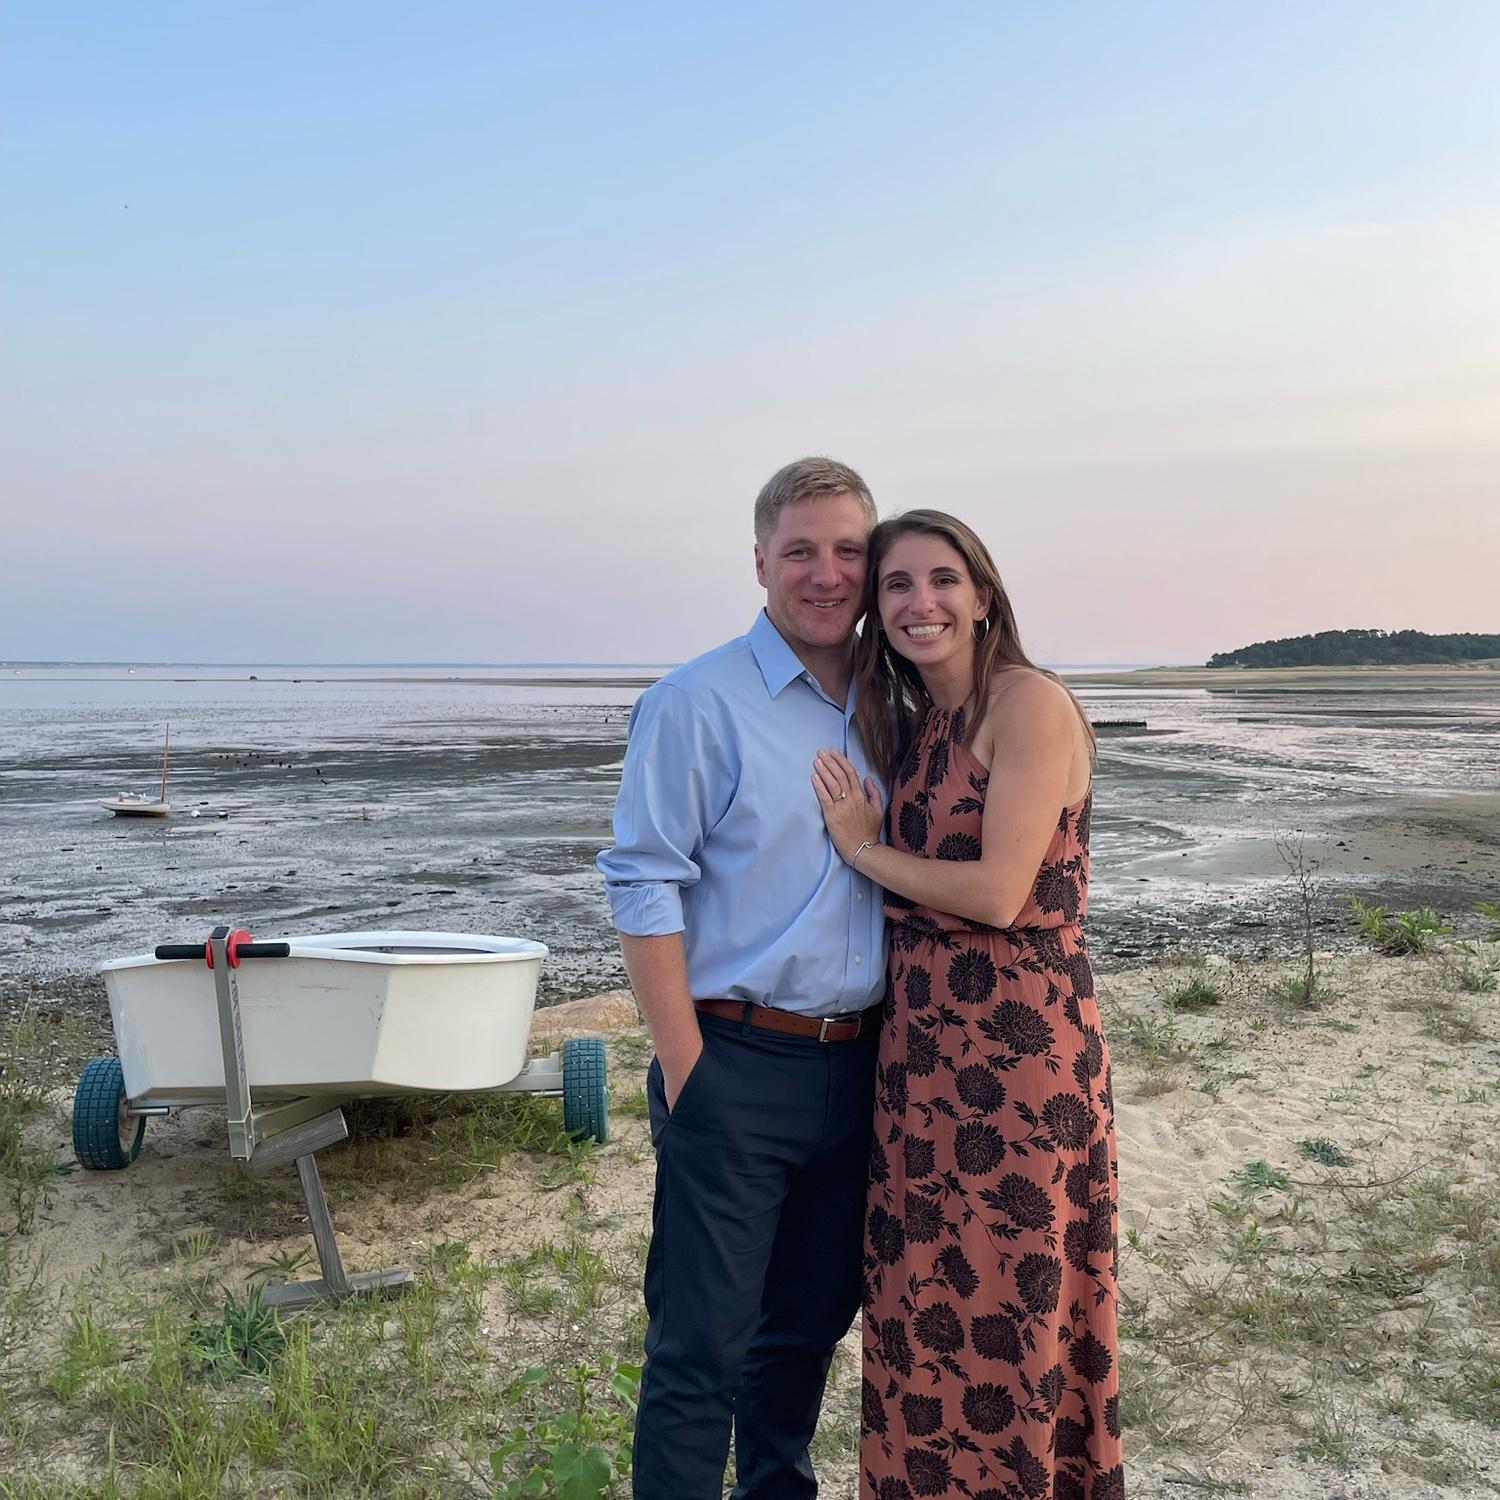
[1206,629,1500,668]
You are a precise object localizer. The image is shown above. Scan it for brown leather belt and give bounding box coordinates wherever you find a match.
[694,998,881,1042]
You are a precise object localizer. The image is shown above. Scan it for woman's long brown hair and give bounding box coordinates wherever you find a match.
[852,509,1096,784]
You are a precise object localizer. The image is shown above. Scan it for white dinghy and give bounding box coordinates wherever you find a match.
[73,926,609,1308]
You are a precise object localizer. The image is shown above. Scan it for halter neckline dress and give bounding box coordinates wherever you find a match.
[861,703,1124,1500]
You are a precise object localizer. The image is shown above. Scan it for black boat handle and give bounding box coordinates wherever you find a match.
[154,941,292,961]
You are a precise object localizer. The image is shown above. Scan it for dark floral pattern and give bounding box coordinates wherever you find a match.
[1062,948,1096,1002]
[935,831,981,862]
[1000,1437,1050,1499]
[1072,1030,1105,1092]
[953,1121,1006,1175]
[936,1244,979,1299]
[1073,794,1092,849]
[906,1449,953,1497]
[1014,1251,1062,1315]
[971,1311,1023,1364]
[898,738,923,787]
[905,1190,944,1244]
[865,704,1120,1497]
[984,998,1054,1056]
[1034,860,1082,923]
[1092,1467,1125,1500]
[925,736,951,792]
[904,1133,936,1179]
[1042,1092,1095,1151]
[1068,1330,1113,1384]
[1024,926,1067,967]
[953,1063,1006,1113]
[906,1023,941,1077]
[899,799,931,855]
[962,1382,1016,1434]
[986,1173,1056,1234]
[869,1204,906,1266]
[947,948,998,1005]
[902,1392,944,1436]
[912,1301,965,1354]
[906,965,932,1010]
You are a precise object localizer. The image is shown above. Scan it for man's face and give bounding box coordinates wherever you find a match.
[754,491,872,656]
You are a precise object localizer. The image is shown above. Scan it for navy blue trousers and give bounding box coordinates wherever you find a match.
[633,1008,878,1500]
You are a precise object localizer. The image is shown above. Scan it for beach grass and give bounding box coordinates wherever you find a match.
[0,1128,649,1499]
[3,946,1499,1496]
[1109,942,1500,1490]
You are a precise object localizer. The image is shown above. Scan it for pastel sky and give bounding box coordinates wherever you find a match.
[3,3,1496,666]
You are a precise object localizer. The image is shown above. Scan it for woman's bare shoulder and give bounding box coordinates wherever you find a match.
[984,666,1073,716]
[970,668,1076,762]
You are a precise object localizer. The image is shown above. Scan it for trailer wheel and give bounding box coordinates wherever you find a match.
[562,1037,609,1143]
[72,1056,145,1170]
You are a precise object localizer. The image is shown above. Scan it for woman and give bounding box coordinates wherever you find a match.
[812,510,1122,1500]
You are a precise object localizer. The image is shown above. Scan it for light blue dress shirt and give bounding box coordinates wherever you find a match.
[598,611,887,1017]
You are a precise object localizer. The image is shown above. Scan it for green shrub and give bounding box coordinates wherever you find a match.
[491,1358,641,1500]
[1343,896,1449,956]
[1163,976,1225,1013]
[186,1287,286,1376]
[1269,973,1338,1007]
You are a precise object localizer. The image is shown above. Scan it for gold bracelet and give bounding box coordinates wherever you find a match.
[851,839,876,870]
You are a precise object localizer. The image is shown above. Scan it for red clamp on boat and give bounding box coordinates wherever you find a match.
[205,926,254,969]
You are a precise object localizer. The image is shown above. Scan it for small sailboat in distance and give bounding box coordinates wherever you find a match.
[100,724,172,818]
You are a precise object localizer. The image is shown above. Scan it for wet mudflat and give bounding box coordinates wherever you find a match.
[2,664,1497,1002]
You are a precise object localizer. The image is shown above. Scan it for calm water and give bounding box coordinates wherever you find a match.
[3,665,1497,988]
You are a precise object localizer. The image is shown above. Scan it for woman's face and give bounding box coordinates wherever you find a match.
[877,532,990,671]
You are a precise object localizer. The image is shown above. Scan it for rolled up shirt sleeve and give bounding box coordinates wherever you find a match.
[597,682,731,937]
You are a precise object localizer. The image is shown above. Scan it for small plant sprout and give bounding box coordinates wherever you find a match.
[247,1245,315,1283]
[1450,942,1498,993]
[1297,1138,1353,1168]
[1231,1160,1290,1192]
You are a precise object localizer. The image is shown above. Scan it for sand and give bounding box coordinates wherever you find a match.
[4,942,1499,1497]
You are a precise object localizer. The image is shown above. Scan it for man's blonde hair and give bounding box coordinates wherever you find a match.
[753,457,876,541]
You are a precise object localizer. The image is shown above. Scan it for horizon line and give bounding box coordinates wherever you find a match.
[2,657,1170,671]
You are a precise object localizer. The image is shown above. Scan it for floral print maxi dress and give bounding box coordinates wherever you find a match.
[862,705,1123,1500]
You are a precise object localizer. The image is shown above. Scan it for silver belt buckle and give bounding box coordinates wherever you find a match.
[818,1016,834,1042]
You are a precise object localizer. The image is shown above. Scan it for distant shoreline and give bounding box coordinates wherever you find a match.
[0,660,677,672]
[1066,662,1500,688]
[7,661,1500,692]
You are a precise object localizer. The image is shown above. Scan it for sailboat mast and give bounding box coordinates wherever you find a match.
[159,724,171,803]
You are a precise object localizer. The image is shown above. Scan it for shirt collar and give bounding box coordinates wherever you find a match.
[748,609,856,715]
[748,610,807,697]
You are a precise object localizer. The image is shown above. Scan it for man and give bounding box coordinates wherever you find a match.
[598,457,887,1499]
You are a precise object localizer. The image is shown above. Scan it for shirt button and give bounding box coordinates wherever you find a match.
[856,892,864,902]
[854,955,863,965]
